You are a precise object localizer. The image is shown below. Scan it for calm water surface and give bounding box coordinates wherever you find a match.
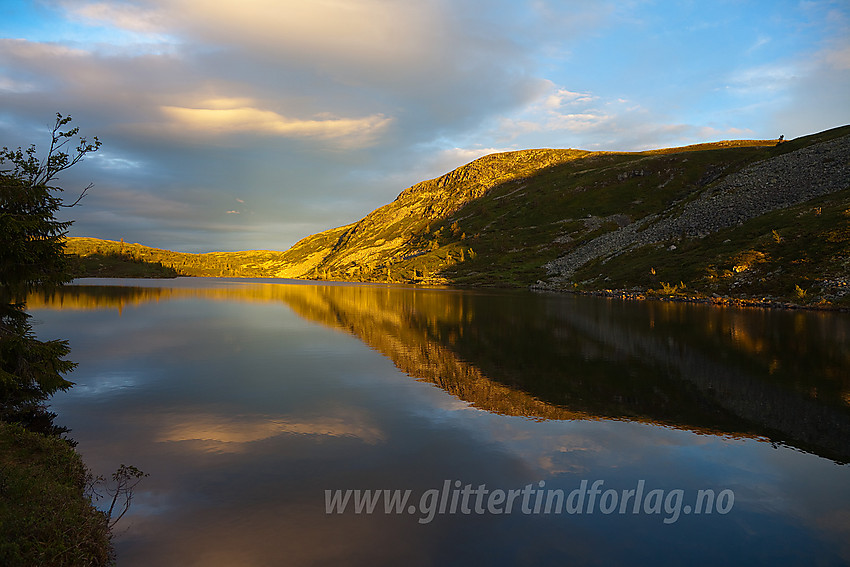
[28,277,850,566]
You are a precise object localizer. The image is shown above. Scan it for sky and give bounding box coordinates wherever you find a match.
[1,0,849,252]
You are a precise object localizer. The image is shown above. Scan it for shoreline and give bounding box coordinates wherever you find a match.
[530,284,850,313]
[61,270,850,312]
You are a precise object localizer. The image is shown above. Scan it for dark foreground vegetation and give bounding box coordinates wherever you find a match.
[0,422,111,565]
[2,115,140,565]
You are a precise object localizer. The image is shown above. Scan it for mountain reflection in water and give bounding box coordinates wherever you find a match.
[30,278,850,463]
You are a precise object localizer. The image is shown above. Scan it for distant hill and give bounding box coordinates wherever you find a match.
[65,238,290,278]
[67,125,850,306]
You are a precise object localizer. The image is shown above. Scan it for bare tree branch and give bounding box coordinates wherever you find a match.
[60,182,93,208]
[0,113,101,204]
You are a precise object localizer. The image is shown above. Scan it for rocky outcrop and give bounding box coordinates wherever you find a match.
[543,134,850,280]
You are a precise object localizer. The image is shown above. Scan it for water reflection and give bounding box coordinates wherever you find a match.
[30,278,850,462]
[27,278,850,566]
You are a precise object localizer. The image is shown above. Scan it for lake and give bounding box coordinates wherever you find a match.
[28,277,850,566]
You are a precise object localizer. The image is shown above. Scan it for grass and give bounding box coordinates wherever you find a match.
[0,422,111,566]
[570,187,850,306]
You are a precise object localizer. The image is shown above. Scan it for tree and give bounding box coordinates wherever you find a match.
[0,114,101,423]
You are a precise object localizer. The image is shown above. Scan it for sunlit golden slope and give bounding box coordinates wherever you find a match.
[273,149,592,279]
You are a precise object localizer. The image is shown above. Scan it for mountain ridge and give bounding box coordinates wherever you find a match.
[66,126,850,306]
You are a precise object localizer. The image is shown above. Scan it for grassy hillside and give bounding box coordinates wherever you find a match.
[0,422,111,566]
[66,126,850,306]
[64,238,290,278]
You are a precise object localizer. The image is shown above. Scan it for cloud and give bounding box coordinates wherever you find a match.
[547,112,613,132]
[746,35,772,55]
[769,38,850,136]
[543,88,597,110]
[63,0,169,35]
[158,101,392,145]
[0,37,87,58]
[724,63,800,96]
[3,0,847,252]
[58,1,492,83]
[171,0,443,64]
[0,76,37,94]
[492,82,620,141]
[89,151,145,171]
[823,43,850,70]
[485,79,773,153]
[430,146,516,171]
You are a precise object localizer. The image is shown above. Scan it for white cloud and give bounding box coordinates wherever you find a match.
[89,152,144,170]
[543,88,597,109]
[745,35,772,55]
[423,146,517,177]
[547,112,612,132]
[493,82,619,139]
[159,102,393,145]
[485,79,773,153]
[724,63,800,95]
[64,1,168,35]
